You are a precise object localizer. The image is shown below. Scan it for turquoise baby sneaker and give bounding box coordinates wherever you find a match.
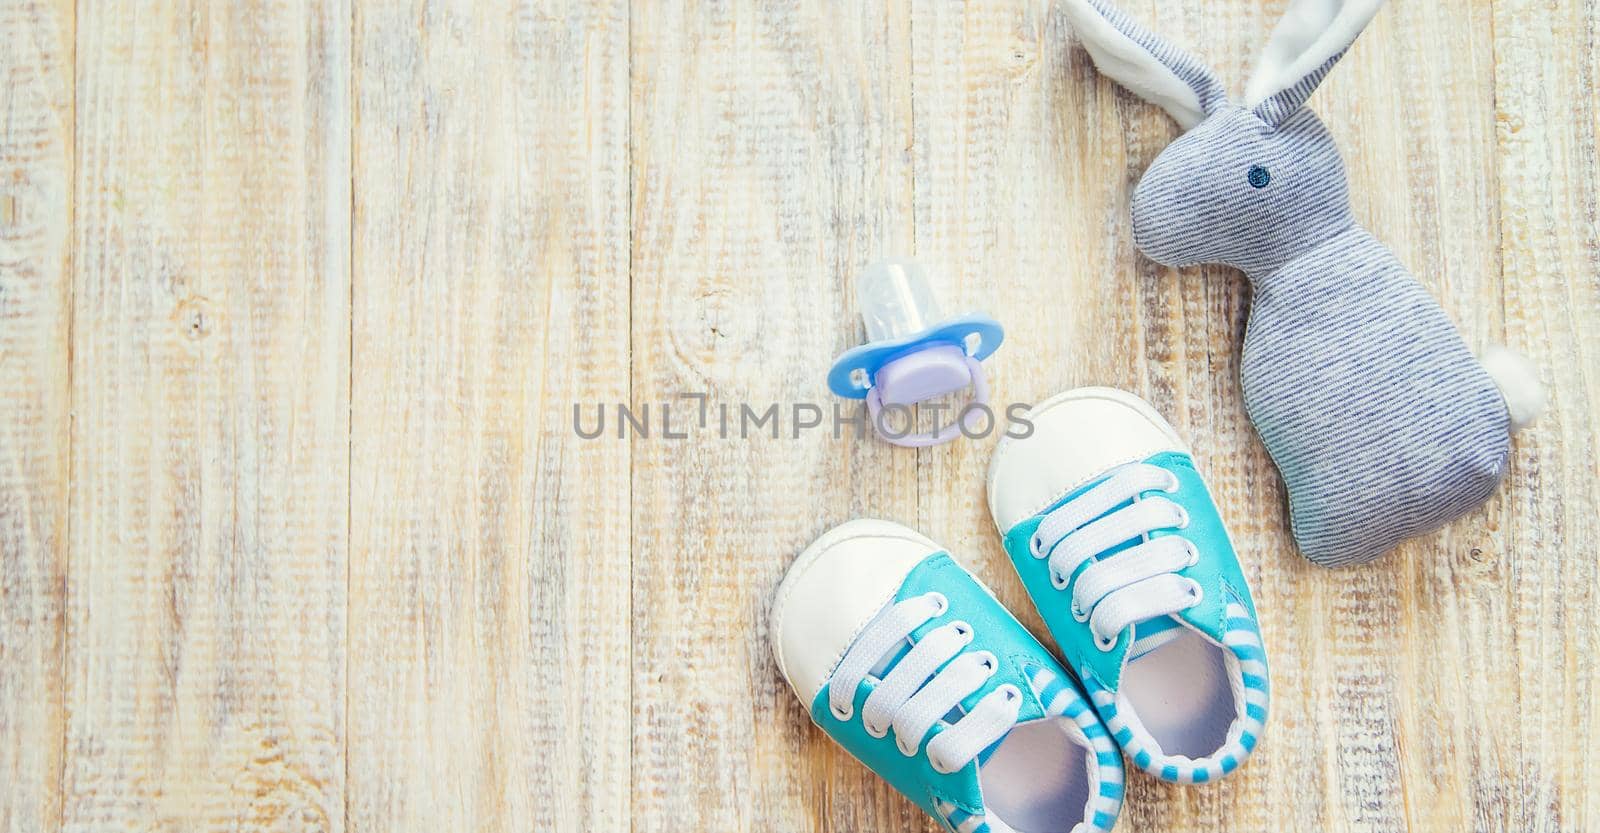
[771,519,1124,833]
[987,388,1270,785]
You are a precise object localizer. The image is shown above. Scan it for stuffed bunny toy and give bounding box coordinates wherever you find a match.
[1061,0,1542,566]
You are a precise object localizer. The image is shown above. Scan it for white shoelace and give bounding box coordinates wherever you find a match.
[827,592,1024,774]
[1030,463,1204,651]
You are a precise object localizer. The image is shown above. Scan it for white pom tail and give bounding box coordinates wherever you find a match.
[1481,345,1544,432]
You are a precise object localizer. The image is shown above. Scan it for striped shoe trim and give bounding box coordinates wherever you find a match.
[933,798,992,833]
[1084,601,1270,784]
[1024,665,1123,833]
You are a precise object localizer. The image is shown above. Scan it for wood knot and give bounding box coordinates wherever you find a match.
[1003,37,1039,80]
[1455,542,1504,586]
[173,296,218,342]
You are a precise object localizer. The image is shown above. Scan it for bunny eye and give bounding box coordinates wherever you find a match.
[1247,165,1272,189]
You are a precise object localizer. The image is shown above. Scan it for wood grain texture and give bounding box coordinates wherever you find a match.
[348,1,631,830]
[63,0,349,829]
[628,2,923,830]
[0,1,71,831]
[1490,1,1600,830]
[0,0,1595,830]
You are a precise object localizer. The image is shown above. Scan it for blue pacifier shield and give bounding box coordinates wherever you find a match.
[827,314,1005,399]
[829,259,1004,400]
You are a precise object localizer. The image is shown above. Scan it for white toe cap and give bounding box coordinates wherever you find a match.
[988,387,1188,534]
[770,519,941,705]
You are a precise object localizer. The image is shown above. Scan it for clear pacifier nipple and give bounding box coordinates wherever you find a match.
[827,259,1005,448]
[858,260,945,342]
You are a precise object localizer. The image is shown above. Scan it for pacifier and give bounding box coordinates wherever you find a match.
[827,259,1004,448]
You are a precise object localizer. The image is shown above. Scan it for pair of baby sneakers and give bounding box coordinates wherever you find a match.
[770,388,1270,833]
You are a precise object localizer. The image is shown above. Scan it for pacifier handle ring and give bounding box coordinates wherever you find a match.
[865,357,990,448]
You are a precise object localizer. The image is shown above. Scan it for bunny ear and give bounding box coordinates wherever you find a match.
[1245,0,1386,125]
[1061,0,1228,130]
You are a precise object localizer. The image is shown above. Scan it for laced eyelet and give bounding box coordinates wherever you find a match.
[929,754,955,774]
[998,683,1021,702]
[897,737,919,758]
[1050,570,1068,590]
[1185,579,1205,606]
[1029,534,1046,559]
[972,651,999,675]
[1183,539,1200,567]
[864,720,887,739]
[951,620,974,642]
[1071,600,1089,622]
[1173,505,1191,530]
[831,702,853,721]
[1163,471,1181,493]
[1095,633,1118,652]
[927,592,949,615]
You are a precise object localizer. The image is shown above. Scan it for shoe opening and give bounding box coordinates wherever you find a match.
[978,718,1094,833]
[1121,629,1235,758]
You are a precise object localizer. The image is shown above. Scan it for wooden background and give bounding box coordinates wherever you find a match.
[2,0,1596,830]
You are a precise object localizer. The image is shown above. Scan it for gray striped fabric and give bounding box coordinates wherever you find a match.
[1068,0,1516,565]
[1128,103,1511,566]
[1087,0,1229,120]
[1064,0,1514,565]
[1241,224,1510,566]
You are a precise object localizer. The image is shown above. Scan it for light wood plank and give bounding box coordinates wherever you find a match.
[347,1,632,830]
[1490,0,1600,831]
[0,0,71,830]
[627,1,923,829]
[63,0,350,828]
